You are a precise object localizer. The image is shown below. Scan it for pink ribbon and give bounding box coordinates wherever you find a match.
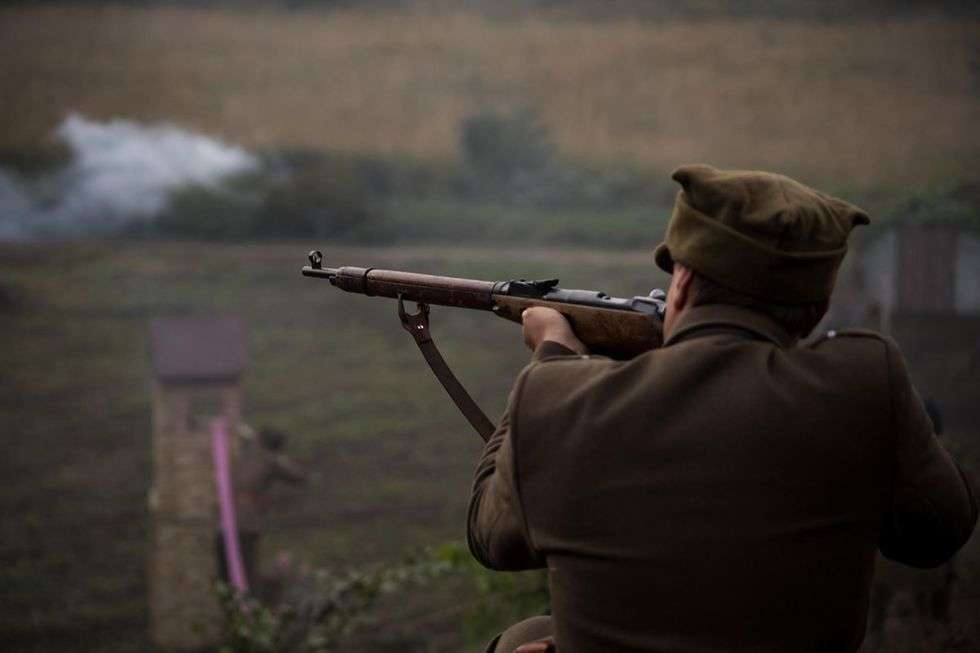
[212,417,249,592]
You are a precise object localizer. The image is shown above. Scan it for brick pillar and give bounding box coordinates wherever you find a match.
[147,317,246,650]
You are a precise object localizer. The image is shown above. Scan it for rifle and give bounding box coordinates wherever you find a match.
[302,250,665,440]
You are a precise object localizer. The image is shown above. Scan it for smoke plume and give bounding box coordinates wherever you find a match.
[0,113,259,240]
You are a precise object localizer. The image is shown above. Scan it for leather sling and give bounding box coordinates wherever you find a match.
[398,296,496,442]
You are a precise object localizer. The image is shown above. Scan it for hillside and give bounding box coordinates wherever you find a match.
[1,5,977,188]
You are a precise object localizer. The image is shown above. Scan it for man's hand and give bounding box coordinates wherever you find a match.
[515,637,556,653]
[521,307,587,354]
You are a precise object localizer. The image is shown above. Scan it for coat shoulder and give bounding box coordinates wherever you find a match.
[805,329,899,393]
[516,354,621,411]
[522,353,619,385]
[807,327,891,349]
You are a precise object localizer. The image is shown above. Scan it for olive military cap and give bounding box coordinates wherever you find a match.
[654,164,870,303]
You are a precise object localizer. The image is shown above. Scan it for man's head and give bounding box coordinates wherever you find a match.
[656,165,869,339]
[259,427,287,451]
[663,262,831,339]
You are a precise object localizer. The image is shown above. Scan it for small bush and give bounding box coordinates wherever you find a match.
[214,542,550,652]
[435,542,550,648]
[460,109,556,186]
[216,550,456,652]
[149,154,385,240]
[152,178,264,240]
[877,182,980,231]
[251,163,374,238]
[0,145,72,178]
[457,110,666,208]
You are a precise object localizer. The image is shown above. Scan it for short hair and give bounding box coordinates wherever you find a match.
[259,427,287,451]
[686,270,829,339]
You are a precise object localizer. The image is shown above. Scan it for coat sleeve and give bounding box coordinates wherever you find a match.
[272,454,306,484]
[467,342,575,570]
[878,339,977,568]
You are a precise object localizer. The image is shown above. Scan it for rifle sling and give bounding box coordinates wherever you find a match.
[398,296,495,442]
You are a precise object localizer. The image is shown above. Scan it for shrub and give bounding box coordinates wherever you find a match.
[216,550,455,652]
[251,164,373,238]
[214,542,549,652]
[457,110,665,208]
[152,178,263,240]
[459,109,557,196]
[435,542,550,648]
[150,154,383,240]
[878,182,979,231]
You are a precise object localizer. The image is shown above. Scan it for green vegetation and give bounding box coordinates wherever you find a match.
[873,183,980,234]
[216,551,452,652]
[2,4,976,246]
[140,154,980,246]
[140,110,673,245]
[216,542,547,652]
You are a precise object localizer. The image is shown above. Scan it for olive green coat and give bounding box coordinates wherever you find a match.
[468,304,976,652]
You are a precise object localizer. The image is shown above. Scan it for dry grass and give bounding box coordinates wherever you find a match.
[1,4,977,185]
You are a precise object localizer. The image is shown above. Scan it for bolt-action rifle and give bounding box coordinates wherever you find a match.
[302,250,665,441]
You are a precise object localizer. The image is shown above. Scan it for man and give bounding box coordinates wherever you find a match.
[218,425,306,590]
[467,165,977,652]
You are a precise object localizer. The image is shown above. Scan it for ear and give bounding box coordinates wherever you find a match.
[671,264,694,312]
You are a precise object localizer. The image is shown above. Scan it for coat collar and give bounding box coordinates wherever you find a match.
[662,304,796,348]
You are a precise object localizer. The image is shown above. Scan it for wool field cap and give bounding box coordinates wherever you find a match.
[654,164,870,304]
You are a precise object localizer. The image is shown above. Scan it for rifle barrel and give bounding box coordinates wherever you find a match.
[301,266,338,280]
[306,262,497,311]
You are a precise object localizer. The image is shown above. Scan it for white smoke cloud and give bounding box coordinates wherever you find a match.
[0,113,260,240]
[0,171,35,240]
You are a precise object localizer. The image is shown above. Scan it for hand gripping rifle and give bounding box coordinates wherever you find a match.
[302,250,665,442]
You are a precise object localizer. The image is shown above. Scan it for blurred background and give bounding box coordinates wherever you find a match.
[1,1,977,651]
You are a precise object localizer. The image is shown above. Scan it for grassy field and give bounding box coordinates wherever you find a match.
[2,3,978,651]
[0,241,669,651]
[3,241,980,651]
[0,4,977,187]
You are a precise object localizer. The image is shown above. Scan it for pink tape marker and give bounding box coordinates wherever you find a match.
[212,417,249,592]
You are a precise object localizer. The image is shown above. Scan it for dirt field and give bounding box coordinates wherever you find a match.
[1,5,977,186]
